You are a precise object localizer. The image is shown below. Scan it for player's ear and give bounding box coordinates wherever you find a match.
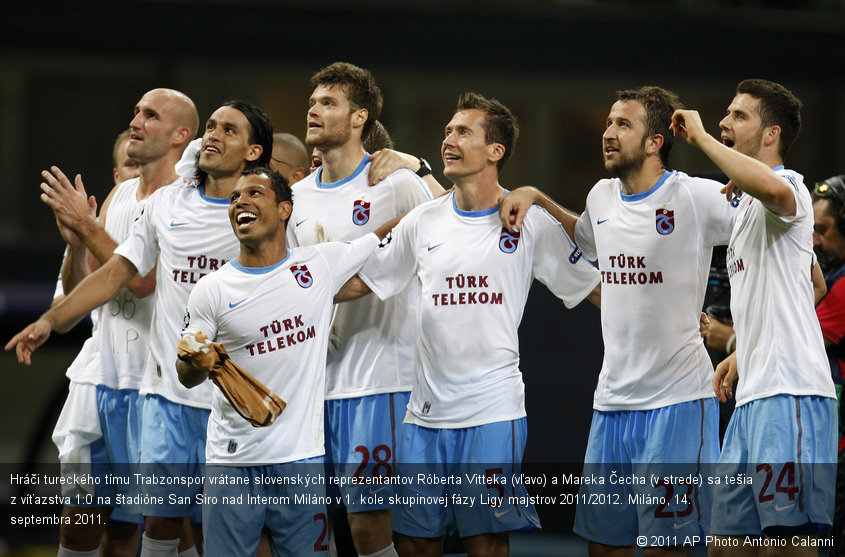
[488,142,505,164]
[172,126,191,147]
[352,108,368,131]
[647,133,664,156]
[245,144,263,163]
[277,200,292,222]
[763,125,781,148]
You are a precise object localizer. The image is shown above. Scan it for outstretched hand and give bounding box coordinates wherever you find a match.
[4,317,54,365]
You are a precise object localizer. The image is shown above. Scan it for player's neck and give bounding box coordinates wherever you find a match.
[620,162,665,196]
[319,142,366,183]
[137,154,180,199]
[452,177,504,212]
[203,173,239,200]
[238,235,288,268]
[755,149,784,171]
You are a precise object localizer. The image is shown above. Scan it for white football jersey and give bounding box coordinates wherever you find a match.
[98,178,154,390]
[360,191,600,429]
[727,167,835,406]
[53,251,101,384]
[288,158,433,399]
[184,235,379,465]
[574,171,736,411]
[115,181,239,408]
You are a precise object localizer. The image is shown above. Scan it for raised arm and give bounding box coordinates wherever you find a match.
[670,110,795,216]
[498,186,580,239]
[368,149,446,197]
[40,166,155,298]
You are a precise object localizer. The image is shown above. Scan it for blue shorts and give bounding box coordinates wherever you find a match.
[137,394,209,521]
[324,392,408,512]
[63,387,143,524]
[393,418,540,539]
[202,458,328,557]
[97,386,143,523]
[711,394,837,536]
[574,398,719,546]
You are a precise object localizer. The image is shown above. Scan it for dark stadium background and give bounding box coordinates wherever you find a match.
[0,1,842,554]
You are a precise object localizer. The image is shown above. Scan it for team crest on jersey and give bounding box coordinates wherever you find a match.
[291,265,313,288]
[499,227,520,254]
[655,208,674,235]
[352,199,371,226]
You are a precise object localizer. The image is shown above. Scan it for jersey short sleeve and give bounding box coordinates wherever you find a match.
[574,194,598,261]
[359,212,419,301]
[692,177,736,247]
[527,206,599,307]
[183,275,220,342]
[315,233,380,294]
[114,190,160,277]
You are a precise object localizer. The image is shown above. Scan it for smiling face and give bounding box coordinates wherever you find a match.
[441,108,501,182]
[306,84,361,151]
[719,93,765,159]
[228,173,291,247]
[602,100,648,180]
[199,106,260,179]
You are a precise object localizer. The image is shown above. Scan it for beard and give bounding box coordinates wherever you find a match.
[604,139,647,183]
[731,127,764,160]
[306,122,352,151]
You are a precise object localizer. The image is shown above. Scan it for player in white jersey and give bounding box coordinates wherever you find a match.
[671,79,837,554]
[8,99,272,557]
[337,93,599,557]
[176,168,389,556]
[42,94,197,557]
[499,87,735,556]
[290,62,443,557]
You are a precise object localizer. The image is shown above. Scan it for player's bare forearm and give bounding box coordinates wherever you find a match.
[61,243,90,295]
[375,214,405,240]
[697,134,794,216]
[334,276,372,303]
[586,284,601,308]
[51,255,137,333]
[499,187,580,239]
[670,109,795,216]
[812,261,826,304]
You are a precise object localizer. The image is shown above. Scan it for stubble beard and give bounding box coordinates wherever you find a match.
[606,141,647,184]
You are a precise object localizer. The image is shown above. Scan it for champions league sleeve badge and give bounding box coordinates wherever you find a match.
[291,264,313,288]
[352,199,371,225]
[655,207,675,235]
[499,227,520,253]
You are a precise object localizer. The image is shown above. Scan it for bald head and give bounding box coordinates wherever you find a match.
[270,132,309,185]
[150,88,199,143]
[129,88,199,164]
